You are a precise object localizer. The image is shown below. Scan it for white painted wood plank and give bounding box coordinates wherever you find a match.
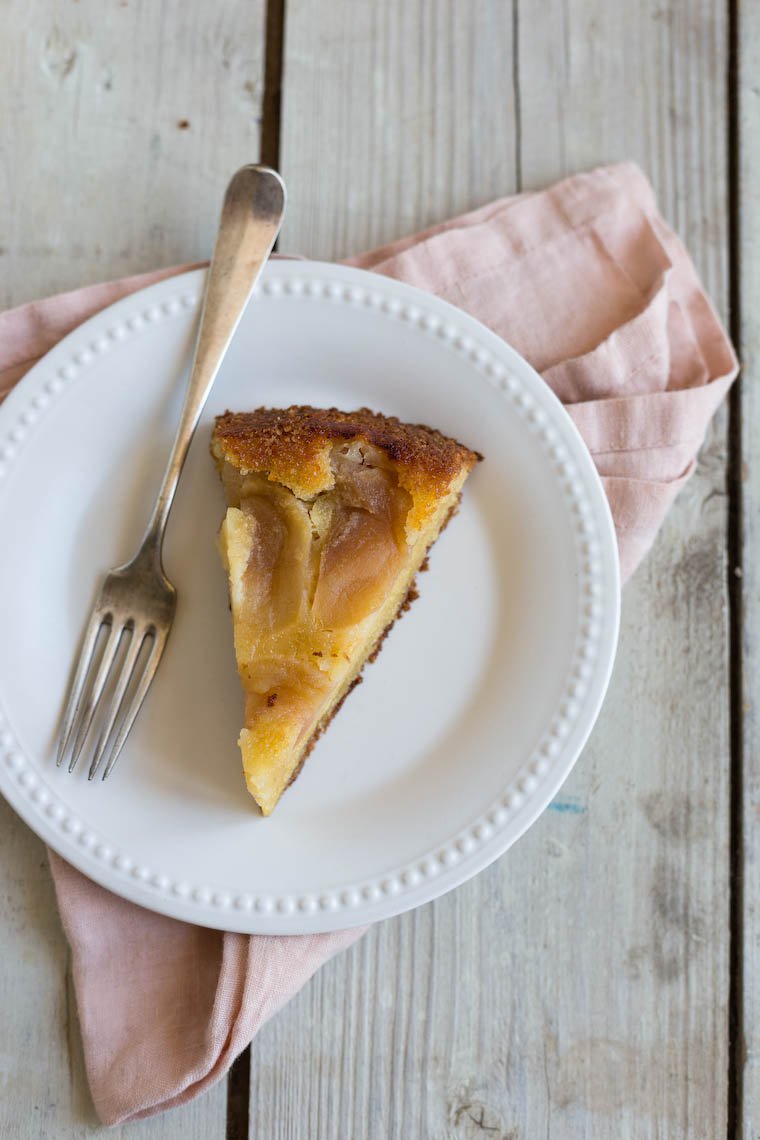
[0,0,266,1135]
[252,1,731,1136]
[518,6,730,1132]
[278,0,518,257]
[0,0,266,308]
[739,1,759,1134]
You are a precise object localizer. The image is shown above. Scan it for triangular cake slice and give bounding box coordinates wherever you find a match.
[211,406,480,815]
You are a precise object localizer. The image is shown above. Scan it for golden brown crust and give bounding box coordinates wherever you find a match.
[283,675,363,791]
[212,406,481,501]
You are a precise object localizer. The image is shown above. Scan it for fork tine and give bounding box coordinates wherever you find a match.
[87,628,147,781]
[56,611,108,768]
[100,629,165,781]
[67,622,125,773]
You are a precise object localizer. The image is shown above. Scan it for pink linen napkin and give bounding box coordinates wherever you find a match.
[0,162,737,1124]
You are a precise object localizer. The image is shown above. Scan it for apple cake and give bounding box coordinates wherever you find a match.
[211,406,480,814]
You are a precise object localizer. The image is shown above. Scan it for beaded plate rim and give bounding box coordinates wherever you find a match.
[0,262,620,933]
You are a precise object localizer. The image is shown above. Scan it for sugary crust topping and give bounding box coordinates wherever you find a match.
[211,406,480,504]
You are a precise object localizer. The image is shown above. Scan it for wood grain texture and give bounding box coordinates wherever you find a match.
[0,0,266,309]
[250,0,732,1136]
[0,0,266,1134]
[738,0,758,1133]
[278,0,518,257]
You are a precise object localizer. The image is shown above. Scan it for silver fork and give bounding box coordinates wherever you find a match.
[56,164,286,781]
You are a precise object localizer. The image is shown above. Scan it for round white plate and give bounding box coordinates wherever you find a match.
[0,261,619,933]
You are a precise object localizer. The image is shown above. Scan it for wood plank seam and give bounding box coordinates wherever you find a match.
[226,1043,252,1140]
[261,0,287,170]
[512,0,523,191]
[726,0,744,1135]
[225,0,286,1133]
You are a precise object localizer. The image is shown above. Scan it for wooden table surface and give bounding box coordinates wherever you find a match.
[0,1,753,1137]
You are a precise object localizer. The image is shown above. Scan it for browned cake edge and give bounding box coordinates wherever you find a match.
[212,405,481,491]
[283,579,418,792]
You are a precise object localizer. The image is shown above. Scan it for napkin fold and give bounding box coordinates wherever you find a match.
[0,162,737,1124]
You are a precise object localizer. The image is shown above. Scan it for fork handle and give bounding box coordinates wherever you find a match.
[139,165,286,562]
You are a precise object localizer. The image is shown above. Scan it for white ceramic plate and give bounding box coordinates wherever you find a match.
[0,261,619,933]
